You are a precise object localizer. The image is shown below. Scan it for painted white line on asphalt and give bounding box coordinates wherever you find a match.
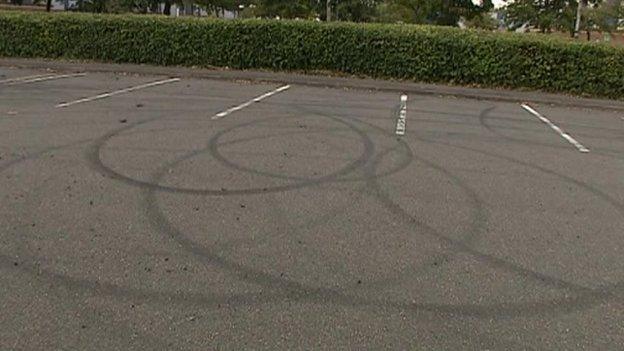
[56,78,180,108]
[395,94,408,136]
[211,85,291,120]
[9,73,86,85]
[0,73,57,84]
[521,103,590,153]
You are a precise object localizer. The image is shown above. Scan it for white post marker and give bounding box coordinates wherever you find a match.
[521,103,589,153]
[2,73,86,85]
[395,94,408,136]
[212,85,291,120]
[56,78,180,108]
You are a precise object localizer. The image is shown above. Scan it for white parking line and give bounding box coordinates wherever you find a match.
[395,94,408,136]
[12,73,86,85]
[0,74,56,84]
[1,73,85,85]
[56,78,180,108]
[211,85,291,120]
[521,103,589,153]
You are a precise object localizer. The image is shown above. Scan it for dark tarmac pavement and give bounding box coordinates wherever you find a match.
[1,63,623,350]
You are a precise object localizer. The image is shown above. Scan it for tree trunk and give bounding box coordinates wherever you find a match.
[326,0,331,21]
[163,0,171,15]
[574,0,583,38]
[46,0,52,12]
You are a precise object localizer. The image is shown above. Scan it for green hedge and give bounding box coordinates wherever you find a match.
[1,12,624,98]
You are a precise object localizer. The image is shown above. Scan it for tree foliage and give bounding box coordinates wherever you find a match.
[60,0,497,26]
[503,0,622,37]
[503,0,580,34]
[463,11,499,29]
[332,0,381,22]
[585,0,623,33]
[376,0,493,25]
[19,0,622,36]
[248,0,316,18]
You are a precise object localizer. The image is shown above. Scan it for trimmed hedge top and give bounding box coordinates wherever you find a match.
[1,12,624,98]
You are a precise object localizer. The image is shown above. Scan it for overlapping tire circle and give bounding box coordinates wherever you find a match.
[88,103,624,318]
[2,104,622,319]
[91,112,472,296]
[86,109,493,309]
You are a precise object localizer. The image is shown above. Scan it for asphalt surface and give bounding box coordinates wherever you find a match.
[1,65,623,350]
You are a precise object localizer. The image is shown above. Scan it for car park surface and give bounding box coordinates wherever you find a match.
[1,65,623,350]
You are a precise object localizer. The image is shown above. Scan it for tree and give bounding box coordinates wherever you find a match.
[377,0,493,25]
[504,0,582,34]
[315,0,381,22]
[194,0,250,17]
[463,11,499,29]
[251,0,316,18]
[104,0,160,13]
[584,0,623,36]
[75,0,109,12]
